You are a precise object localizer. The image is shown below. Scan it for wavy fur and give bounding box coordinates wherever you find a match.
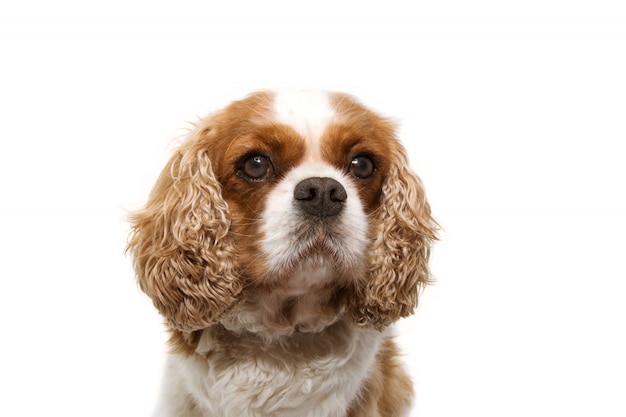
[127,136,242,332]
[350,140,438,330]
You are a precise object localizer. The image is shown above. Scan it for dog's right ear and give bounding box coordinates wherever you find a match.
[127,136,242,332]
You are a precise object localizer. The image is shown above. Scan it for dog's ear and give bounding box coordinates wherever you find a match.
[127,136,241,332]
[350,140,438,330]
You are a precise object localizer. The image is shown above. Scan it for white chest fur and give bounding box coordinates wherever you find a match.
[156,321,384,417]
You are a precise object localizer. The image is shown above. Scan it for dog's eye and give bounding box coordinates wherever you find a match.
[240,154,274,181]
[349,155,376,179]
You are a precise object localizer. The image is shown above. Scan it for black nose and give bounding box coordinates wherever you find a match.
[294,177,347,218]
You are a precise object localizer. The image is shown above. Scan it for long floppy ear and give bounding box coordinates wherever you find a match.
[351,141,438,330]
[127,139,241,332]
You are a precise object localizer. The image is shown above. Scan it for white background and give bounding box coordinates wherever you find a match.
[1,0,625,416]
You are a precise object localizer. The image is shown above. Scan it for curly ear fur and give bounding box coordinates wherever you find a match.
[127,138,242,332]
[351,141,438,330]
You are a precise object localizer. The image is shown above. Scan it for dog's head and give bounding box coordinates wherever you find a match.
[128,90,437,340]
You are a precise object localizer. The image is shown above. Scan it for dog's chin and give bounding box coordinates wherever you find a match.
[283,247,362,278]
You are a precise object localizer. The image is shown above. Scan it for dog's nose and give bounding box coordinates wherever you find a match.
[294,177,347,217]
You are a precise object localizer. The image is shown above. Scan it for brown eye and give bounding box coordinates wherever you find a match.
[350,155,375,179]
[240,154,274,181]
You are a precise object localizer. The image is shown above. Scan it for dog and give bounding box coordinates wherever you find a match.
[127,90,437,417]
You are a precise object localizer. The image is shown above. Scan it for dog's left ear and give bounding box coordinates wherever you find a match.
[350,140,438,330]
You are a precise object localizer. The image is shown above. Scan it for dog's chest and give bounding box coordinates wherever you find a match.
[177,323,382,417]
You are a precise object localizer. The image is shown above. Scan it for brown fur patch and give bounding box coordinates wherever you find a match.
[348,338,414,417]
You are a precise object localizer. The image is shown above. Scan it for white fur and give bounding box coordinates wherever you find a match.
[272,90,335,161]
[154,323,386,417]
[260,162,369,276]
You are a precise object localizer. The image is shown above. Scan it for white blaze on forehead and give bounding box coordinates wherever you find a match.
[272,90,336,160]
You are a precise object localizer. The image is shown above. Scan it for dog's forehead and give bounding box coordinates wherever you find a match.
[271,90,337,160]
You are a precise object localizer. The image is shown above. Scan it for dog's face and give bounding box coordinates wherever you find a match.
[128,90,437,343]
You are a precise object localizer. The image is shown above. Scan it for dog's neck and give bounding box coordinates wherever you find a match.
[219,259,361,343]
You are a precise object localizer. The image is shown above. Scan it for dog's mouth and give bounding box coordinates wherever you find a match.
[278,231,363,275]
